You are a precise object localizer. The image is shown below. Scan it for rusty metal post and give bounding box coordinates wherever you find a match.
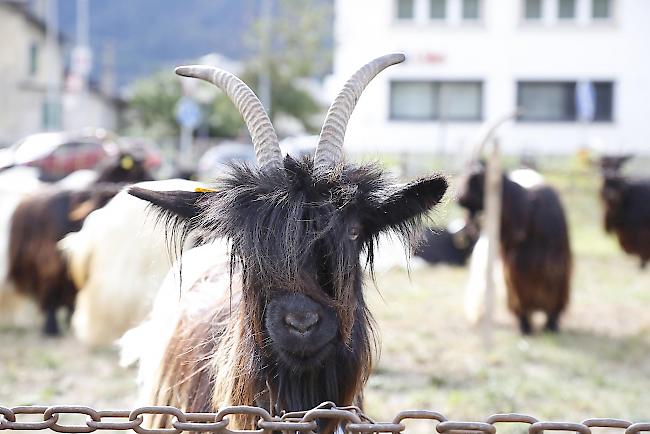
[482,137,502,349]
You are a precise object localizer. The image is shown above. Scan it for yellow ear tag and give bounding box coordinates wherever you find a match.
[195,187,218,193]
[120,156,135,170]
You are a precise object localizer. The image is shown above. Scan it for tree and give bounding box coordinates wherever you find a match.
[125,70,243,140]
[204,93,245,138]
[244,0,333,133]
[268,0,333,78]
[240,66,321,133]
[126,70,182,139]
[124,0,332,139]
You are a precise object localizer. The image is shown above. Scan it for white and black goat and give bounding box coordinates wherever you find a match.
[58,179,198,346]
[123,53,448,432]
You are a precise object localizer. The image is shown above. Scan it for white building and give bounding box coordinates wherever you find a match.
[0,0,121,146]
[0,0,65,145]
[330,0,650,156]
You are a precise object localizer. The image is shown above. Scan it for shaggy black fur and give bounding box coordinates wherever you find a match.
[130,155,447,418]
[458,164,572,334]
[95,151,155,184]
[599,156,650,268]
[414,222,479,266]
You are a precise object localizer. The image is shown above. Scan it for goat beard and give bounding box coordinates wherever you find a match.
[263,355,361,434]
[265,361,341,415]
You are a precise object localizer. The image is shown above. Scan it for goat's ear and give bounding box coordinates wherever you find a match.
[364,175,448,236]
[129,187,203,219]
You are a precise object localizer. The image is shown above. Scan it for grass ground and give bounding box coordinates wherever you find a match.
[1,160,649,432]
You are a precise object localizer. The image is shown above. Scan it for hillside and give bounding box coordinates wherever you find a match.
[58,0,262,89]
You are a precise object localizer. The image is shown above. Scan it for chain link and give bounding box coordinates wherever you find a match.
[1,404,649,434]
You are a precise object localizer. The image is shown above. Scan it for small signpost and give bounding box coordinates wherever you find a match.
[175,96,202,162]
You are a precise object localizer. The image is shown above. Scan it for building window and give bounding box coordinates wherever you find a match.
[518,82,576,121]
[440,82,483,119]
[29,42,39,76]
[593,82,613,121]
[524,0,542,20]
[430,0,447,19]
[517,81,613,122]
[462,0,481,20]
[391,82,437,120]
[390,81,483,121]
[592,0,611,19]
[396,0,415,19]
[558,0,576,19]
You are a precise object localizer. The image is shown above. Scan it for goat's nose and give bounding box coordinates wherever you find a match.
[284,311,319,334]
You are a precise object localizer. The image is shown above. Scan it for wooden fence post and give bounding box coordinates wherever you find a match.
[482,137,502,349]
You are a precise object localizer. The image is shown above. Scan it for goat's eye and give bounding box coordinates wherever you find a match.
[348,225,361,240]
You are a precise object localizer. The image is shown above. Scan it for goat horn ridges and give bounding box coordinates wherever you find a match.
[314,53,406,170]
[175,65,282,170]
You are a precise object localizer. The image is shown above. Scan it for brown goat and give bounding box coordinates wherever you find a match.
[9,185,123,334]
[459,165,572,334]
[7,152,154,335]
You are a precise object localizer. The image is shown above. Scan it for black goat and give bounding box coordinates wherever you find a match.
[458,164,572,334]
[599,155,650,268]
[414,220,479,266]
[125,54,448,432]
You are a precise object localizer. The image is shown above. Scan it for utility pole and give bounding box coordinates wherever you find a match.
[45,0,61,130]
[76,0,90,81]
[258,0,272,114]
[72,0,92,127]
[100,43,115,97]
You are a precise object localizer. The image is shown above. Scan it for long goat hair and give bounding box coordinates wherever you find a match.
[125,53,448,432]
[58,179,198,346]
[599,155,650,268]
[7,152,154,335]
[459,164,572,334]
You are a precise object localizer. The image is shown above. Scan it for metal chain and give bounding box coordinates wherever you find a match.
[1,404,649,434]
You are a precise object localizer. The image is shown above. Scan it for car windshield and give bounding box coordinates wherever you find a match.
[11,133,68,164]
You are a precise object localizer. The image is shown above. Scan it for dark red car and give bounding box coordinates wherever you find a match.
[0,130,161,181]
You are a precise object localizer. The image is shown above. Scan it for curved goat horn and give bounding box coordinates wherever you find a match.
[314,53,406,170]
[175,66,282,170]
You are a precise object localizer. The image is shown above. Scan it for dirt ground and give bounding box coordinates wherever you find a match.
[2,164,650,432]
[2,257,649,430]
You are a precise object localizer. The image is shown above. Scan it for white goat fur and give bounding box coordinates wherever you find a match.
[58,179,199,346]
[0,167,43,327]
[118,241,231,402]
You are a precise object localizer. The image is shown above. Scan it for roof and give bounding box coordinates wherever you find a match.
[0,0,67,42]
